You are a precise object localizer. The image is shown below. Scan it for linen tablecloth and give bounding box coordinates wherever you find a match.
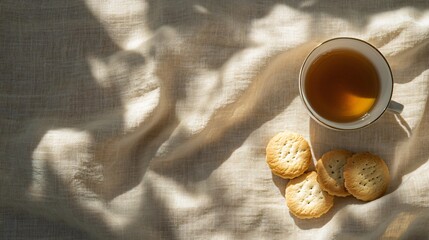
[1,0,429,239]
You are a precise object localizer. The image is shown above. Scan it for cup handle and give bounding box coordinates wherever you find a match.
[387,100,404,114]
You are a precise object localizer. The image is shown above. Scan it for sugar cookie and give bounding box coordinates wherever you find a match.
[316,150,353,197]
[343,152,390,201]
[286,171,334,219]
[266,132,312,179]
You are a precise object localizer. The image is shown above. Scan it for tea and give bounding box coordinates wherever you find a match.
[305,49,380,123]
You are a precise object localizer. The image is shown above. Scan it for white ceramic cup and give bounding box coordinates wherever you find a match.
[299,37,403,130]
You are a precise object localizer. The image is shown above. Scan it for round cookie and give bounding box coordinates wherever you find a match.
[286,171,334,219]
[316,150,353,197]
[266,132,312,179]
[343,152,390,201]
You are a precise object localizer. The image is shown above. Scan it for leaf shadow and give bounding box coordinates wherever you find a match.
[150,42,318,184]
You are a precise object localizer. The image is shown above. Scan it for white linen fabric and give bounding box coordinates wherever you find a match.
[1,0,429,239]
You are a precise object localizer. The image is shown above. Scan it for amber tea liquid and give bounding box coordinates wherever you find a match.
[305,49,380,122]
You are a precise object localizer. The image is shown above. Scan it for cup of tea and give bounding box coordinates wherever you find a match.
[299,37,404,130]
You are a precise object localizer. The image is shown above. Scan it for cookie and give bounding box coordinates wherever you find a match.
[316,150,353,197]
[266,132,312,179]
[286,171,334,219]
[343,152,390,201]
